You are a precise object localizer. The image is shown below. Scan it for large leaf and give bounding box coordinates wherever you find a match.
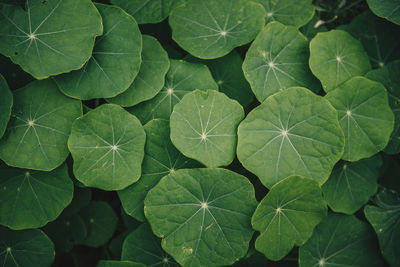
[237,87,344,188]
[325,76,394,161]
[54,3,142,100]
[144,168,257,266]
[107,35,169,107]
[118,119,200,222]
[0,0,103,79]
[366,0,400,25]
[299,214,384,267]
[243,21,319,102]
[170,90,244,167]
[309,30,371,92]
[0,73,12,138]
[68,104,145,191]
[252,176,327,261]
[169,0,265,59]
[0,79,82,171]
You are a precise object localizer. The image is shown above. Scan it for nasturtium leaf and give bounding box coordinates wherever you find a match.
[309,30,371,92]
[237,87,344,188]
[78,201,118,248]
[68,104,146,191]
[110,0,185,24]
[186,50,254,107]
[97,260,146,267]
[144,168,258,267]
[322,154,381,215]
[0,79,82,171]
[0,0,103,79]
[299,214,384,267]
[325,76,394,161]
[299,15,327,40]
[0,226,55,267]
[254,0,315,28]
[121,224,178,266]
[170,90,244,167]
[169,0,266,59]
[0,163,73,230]
[366,0,400,25]
[109,230,130,260]
[118,119,199,222]
[128,59,218,124]
[366,60,400,154]
[54,3,142,100]
[243,21,319,102]
[60,187,91,218]
[107,35,169,107]
[0,74,12,138]
[252,176,327,261]
[364,189,400,267]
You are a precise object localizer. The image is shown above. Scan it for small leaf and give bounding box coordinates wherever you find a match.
[0,74,12,138]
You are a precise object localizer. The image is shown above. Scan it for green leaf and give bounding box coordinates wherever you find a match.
[170,90,244,167]
[254,0,315,28]
[0,163,73,230]
[366,60,400,154]
[252,176,327,261]
[243,21,319,102]
[364,189,400,267]
[121,224,178,266]
[325,76,394,161]
[0,226,55,267]
[0,74,12,138]
[0,0,103,79]
[366,0,400,25]
[97,260,146,267]
[0,79,82,171]
[68,104,146,191]
[299,214,384,267]
[322,155,381,215]
[107,35,169,107]
[109,230,131,260]
[128,59,218,124]
[237,87,344,188]
[60,187,91,218]
[54,3,142,100]
[309,30,371,92]
[144,168,257,267]
[169,0,265,59]
[110,0,185,24]
[118,119,200,222]
[78,201,118,248]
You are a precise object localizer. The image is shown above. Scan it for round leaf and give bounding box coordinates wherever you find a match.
[309,30,371,92]
[144,168,257,267]
[0,74,12,138]
[243,21,319,102]
[237,87,344,188]
[325,76,394,161]
[0,79,82,171]
[170,90,244,167]
[0,0,103,79]
[97,261,146,267]
[107,35,169,107]
[55,3,142,100]
[252,176,327,261]
[366,0,400,25]
[68,104,146,191]
[169,0,266,59]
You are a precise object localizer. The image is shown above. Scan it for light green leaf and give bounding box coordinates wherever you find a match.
[144,168,257,267]
[68,104,146,191]
[366,0,400,25]
[0,79,82,171]
[322,155,381,215]
[97,260,146,267]
[309,30,371,92]
[252,176,327,261]
[0,0,103,79]
[118,119,200,222]
[169,0,265,59]
[243,21,319,102]
[128,59,218,124]
[170,90,243,167]
[237,87,344,188]
[0,74,12,138]
[325,76,394,161]
[364,189,400,267]
[299,214,384,267]
[107,35,169,107]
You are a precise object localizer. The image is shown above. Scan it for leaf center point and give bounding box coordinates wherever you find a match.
[336,56,342,62]
[28,120,35,127]
[201,202,208,209]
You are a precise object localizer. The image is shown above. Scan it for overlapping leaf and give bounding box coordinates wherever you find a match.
[0,73,12,138]
[367,0,400,25]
